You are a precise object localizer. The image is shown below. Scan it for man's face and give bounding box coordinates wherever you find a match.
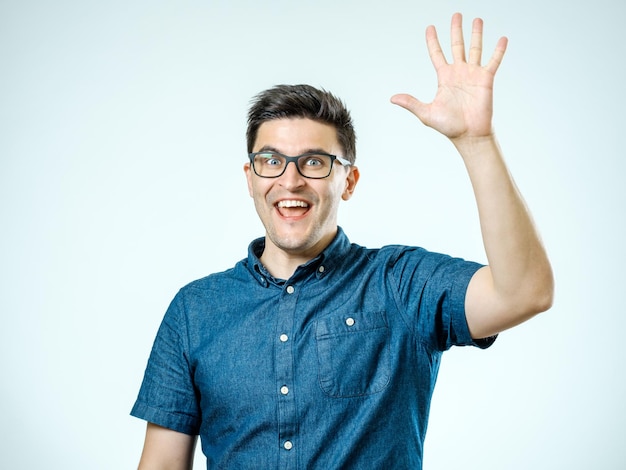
[244,118,359,260]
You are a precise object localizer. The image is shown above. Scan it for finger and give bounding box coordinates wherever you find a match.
[390,93,429,123]
[485,36,508,74]
[450,12,466,63]
[425,25,447,71]
[468,17,483,65]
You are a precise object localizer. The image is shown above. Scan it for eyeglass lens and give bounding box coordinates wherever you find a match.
[253,153,334,178]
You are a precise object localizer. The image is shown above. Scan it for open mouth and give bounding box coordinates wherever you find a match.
[275,199,310,218]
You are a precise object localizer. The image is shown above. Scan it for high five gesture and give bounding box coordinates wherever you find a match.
[393,13,553,339]
[391,12,508,141]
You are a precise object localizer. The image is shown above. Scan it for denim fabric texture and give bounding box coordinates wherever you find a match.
[131,228,494,469]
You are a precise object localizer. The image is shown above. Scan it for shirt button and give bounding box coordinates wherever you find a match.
[283,440,293,450]
[286,285,295,294]
[346,317,355,326]
[280,385,289,395]
[318,265,325,273]
[279,334,288,342]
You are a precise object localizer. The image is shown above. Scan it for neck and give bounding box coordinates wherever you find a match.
[259,230,338,280]
[259,245,317,281]
[258,225,339,279]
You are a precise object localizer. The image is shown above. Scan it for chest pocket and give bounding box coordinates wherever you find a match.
[315,310,391,398]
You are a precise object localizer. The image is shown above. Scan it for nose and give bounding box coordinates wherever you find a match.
[278,160,306,189]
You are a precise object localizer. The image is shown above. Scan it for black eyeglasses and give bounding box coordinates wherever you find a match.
[248,150,351,179]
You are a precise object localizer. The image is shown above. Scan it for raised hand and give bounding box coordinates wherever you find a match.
[391,13,508,141]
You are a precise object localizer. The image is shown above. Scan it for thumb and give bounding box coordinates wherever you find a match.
[390,93,429,122]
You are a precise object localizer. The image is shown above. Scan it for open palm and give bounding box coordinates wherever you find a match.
[391,13,508,140]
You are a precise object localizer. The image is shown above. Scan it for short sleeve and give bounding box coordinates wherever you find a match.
[388,246,496,351]
[130,292,201,435]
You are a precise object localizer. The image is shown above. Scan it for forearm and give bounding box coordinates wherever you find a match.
[454,134,554,318]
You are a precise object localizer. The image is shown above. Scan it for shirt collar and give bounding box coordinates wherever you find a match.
[246,227,352,286]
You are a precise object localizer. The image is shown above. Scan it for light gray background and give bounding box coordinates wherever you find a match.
[1,0,624,468]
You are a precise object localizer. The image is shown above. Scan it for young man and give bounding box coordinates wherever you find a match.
[131,13,553,469]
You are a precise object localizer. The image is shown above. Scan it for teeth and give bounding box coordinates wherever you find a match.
[277,200,309,208]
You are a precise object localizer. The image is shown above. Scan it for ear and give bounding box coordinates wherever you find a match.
[244,162,254,197]
[341,166,360,201]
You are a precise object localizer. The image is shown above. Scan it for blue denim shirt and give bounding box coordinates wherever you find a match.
[131,228,494,469]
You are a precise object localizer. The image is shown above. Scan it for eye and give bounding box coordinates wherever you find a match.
[302,156,326,167]
[258,153,283,167]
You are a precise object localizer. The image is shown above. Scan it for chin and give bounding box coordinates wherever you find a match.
[275,237,314,253]
[269,229,317,253]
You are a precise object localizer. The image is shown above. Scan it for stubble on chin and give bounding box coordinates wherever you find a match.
[266,226,316,253]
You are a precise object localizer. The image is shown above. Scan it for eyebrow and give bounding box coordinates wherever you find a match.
[256,146,333,156]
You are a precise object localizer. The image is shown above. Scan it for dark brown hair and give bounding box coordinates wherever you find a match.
[246,84,356,163]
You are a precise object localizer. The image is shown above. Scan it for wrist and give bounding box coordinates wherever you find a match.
[451,132,499,161]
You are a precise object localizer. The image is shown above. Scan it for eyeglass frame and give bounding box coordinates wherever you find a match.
[248,150,352,179]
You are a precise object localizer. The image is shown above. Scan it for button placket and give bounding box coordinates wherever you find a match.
[275,282,298,468]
